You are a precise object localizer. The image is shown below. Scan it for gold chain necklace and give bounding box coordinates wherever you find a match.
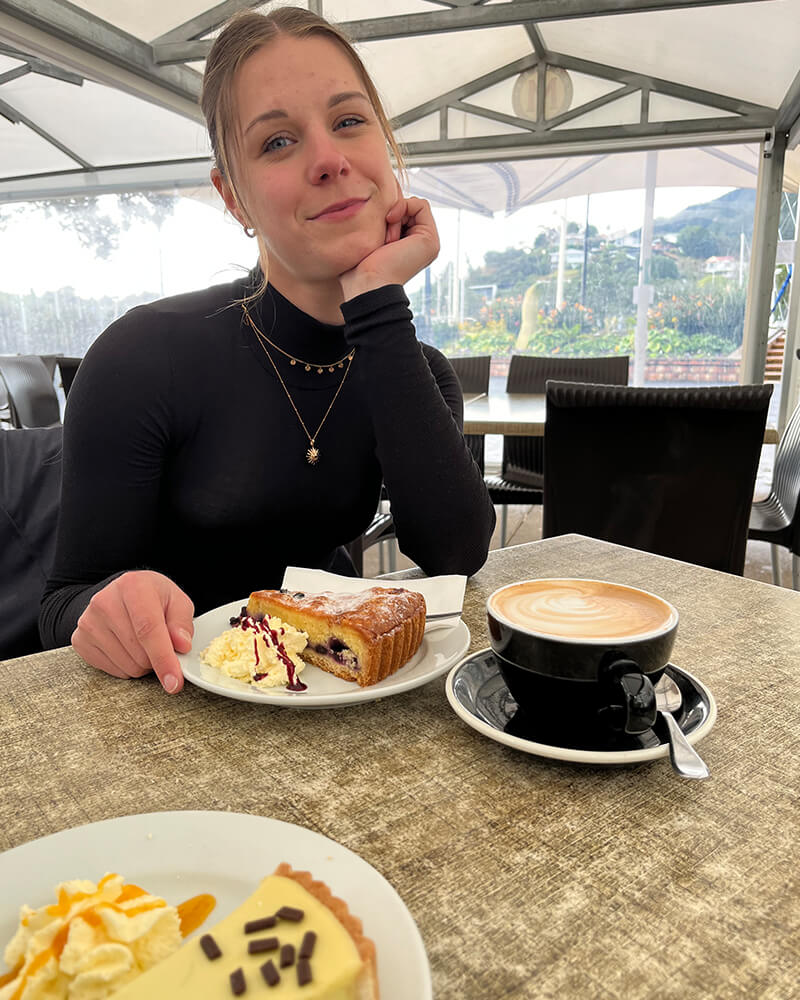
[242,304,355,465]
[242,303,352,373]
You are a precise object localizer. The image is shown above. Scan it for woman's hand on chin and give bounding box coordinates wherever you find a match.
[339,195,440,300]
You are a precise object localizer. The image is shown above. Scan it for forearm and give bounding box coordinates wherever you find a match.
[39,574,123,650]
[342,286,495,576]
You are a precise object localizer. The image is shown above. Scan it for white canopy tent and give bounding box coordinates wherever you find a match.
[1,0,799,413]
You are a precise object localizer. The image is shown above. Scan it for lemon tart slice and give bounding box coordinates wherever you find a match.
[113,865,378,999]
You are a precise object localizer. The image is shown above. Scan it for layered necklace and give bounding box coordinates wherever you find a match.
[242,303,355,465]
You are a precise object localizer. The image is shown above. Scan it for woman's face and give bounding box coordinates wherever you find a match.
[221,35,398,295]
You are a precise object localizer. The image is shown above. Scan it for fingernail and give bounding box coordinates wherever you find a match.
[179,628,192,645]
[164,674,179,694]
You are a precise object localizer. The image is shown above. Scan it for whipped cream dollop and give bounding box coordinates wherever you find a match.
[200,613,308,688]
[1,874,182,1000]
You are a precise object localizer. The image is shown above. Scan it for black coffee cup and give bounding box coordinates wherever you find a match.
[487,579,678,738]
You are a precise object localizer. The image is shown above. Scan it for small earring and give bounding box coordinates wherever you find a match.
[243,225,256,238]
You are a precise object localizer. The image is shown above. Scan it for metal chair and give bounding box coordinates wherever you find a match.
[748,400,800,589]
[57,356,83,398]
[485,354,630,546]
[448,354,490,473]
[0,355,61,429]
[543,381,773,575]
[345,504,396,577]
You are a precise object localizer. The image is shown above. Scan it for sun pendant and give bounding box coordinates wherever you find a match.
[306,445,320,465]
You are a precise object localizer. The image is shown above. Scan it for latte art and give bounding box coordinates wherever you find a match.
[490,579,675,640]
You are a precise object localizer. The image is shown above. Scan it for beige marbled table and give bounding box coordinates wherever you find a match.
[2,535,799,998]
[464,391,781,443]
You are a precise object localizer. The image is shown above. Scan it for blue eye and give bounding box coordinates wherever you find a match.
[335,116,364,130]
[263,134,292,153]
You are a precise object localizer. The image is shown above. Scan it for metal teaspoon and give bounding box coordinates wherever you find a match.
[655,673,710,780]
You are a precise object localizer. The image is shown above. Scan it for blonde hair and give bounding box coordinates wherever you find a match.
[200,7,405,295]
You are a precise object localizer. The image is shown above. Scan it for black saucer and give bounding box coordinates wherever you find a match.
[446,649,716,764]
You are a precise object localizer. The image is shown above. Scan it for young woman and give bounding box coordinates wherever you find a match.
[40,7,495,692]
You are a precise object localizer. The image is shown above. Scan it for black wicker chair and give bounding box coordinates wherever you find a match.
[0,426,63,658]
[748,400,800,589]
[485,354,630,545]
[448,354,490,474]
[57,356,83,398]
[543,381,773,575]
[0,355,61,429]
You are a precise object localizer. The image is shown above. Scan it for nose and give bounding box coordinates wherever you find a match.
[305,129,350,185]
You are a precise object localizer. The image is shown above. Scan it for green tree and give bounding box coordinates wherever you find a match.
[677,224,719,260]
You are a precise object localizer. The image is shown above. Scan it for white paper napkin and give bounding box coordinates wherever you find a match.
[280,567,466,631]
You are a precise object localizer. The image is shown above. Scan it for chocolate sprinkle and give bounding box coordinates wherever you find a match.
[229,968,246,995]
[200,934,222,960]
[299,931,317,959]
[261,959,280,987]
[297,958,312,986]
[276,906,304,922]
[244,916,277,933]
[280,943,296,968]
[247,936,279,955]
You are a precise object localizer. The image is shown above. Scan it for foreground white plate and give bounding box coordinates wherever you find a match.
[0,811,432,999]
[179,598,470,707]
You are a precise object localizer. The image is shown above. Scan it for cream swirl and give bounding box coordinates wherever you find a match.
[490,579,674,640]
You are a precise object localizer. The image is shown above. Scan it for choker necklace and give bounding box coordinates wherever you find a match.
[243,303,352,373]
[242,304,355,465]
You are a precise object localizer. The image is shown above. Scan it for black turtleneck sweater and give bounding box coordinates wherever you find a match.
[40,275,495,648]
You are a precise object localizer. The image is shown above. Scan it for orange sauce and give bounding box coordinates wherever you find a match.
[4,880,216,996]
[177,894,217,937]
[0,960,23,988]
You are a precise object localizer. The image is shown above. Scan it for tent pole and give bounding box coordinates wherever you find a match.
[633,150,657,386]
[556,201,567,309]
[740,131,787,385]
[777,179,800,430]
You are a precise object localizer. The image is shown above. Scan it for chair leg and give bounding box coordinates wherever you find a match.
[770,544,782,587]
[500,505,508,547]
[792,554,799,592]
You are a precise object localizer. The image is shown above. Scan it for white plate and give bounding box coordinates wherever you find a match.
[446,650,717,766]
[0,811,432,999]
[178,599,470,707]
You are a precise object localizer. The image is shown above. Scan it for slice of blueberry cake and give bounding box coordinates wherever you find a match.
[246,587,426,687]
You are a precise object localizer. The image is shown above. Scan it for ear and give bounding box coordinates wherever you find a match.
[211,167,249,229]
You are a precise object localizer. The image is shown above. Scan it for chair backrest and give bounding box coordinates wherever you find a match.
[772,401,800,523]
[507,354,630,394]
[542,381,773,575]
[448,355,491,395]
[0,426,63,658]
[448,355,491,474]
[38,354,60,379]
[0,356,61,428]
[57,356,83,398]
[502,355,630,487]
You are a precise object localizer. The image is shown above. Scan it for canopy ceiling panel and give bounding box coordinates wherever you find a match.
[405,143,800,217]
[0,0,798,204]
[0,75,209,169]
[540,4,800,109]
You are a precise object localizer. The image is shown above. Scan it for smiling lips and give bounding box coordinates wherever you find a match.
[309,197,368,221]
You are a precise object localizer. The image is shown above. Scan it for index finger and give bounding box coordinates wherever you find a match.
[120,581,184,694]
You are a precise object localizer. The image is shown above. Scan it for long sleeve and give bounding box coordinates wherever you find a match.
[39,307,176,649]
[341,284,495,577]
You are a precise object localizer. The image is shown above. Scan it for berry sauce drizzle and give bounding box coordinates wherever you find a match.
[231,612,307,692]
